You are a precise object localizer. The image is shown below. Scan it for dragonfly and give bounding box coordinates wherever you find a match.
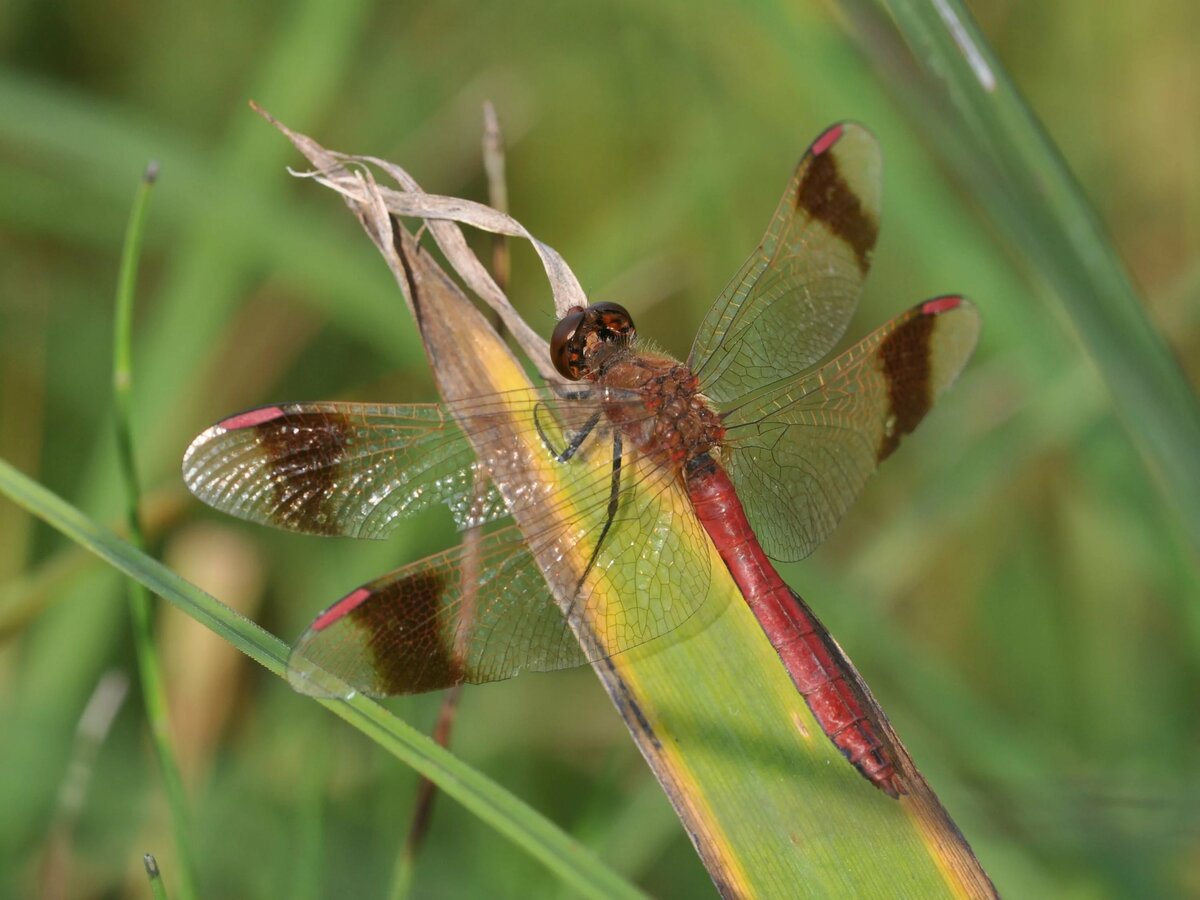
[183,123,979,797]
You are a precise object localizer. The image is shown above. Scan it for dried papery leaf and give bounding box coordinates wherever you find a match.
[359,176,610,664]
[376,183,586,313]
[365,167,586,311]
[252,103,582,382]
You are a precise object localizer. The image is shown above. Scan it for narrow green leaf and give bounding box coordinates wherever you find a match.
[0,457,646,900]
[864,0,1200,553]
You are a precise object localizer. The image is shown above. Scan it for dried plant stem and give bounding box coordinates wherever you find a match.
[39,673,129,899]
[388,102,516,900]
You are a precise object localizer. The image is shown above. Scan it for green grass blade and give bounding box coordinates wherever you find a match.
[868,0,1200,552]
[111,161,197,900]
[0,457,646,900]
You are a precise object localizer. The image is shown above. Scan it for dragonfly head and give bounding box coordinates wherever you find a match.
[550,302,637,380]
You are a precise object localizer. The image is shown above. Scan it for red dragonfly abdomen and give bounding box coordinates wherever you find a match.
[685,453,903,797]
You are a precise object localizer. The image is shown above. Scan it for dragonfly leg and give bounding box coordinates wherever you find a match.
[562,430,623,625]
[534,405,602,463]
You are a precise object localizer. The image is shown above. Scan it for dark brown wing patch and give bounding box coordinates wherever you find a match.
[348,571,464,694]
[794,149,878,276]
[876,310,936,461]
[255,409,352,534]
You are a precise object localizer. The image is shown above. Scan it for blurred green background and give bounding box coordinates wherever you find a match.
[1,0,1197,897]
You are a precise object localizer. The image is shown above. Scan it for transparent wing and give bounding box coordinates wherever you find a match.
[286,438,713,697]
[182,387,636,538]
[689,123,882,405]
[720,297,979,562]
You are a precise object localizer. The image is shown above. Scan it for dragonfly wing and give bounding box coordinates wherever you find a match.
[287,525,587,696]
[288,431,713,697]
[182,387,640,539]
[182,402,501,538]
[689,123,882,404]
[720,297,979,562]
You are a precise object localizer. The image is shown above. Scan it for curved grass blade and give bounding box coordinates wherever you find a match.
[0,457,646,900]
[859,0,1200,554]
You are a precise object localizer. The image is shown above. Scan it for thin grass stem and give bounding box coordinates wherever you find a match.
[112,162,197,900]
[144,853,170,900]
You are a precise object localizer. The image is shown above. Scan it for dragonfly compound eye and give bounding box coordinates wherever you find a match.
[590,302,637,345]
[550,303,637,379]
[550,307,588,380]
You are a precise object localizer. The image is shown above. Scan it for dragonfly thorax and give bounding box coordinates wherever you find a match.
[601,355,725,467]
[551,304,724,466]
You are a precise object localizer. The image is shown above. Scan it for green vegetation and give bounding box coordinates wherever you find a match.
[1,0,1196,896]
